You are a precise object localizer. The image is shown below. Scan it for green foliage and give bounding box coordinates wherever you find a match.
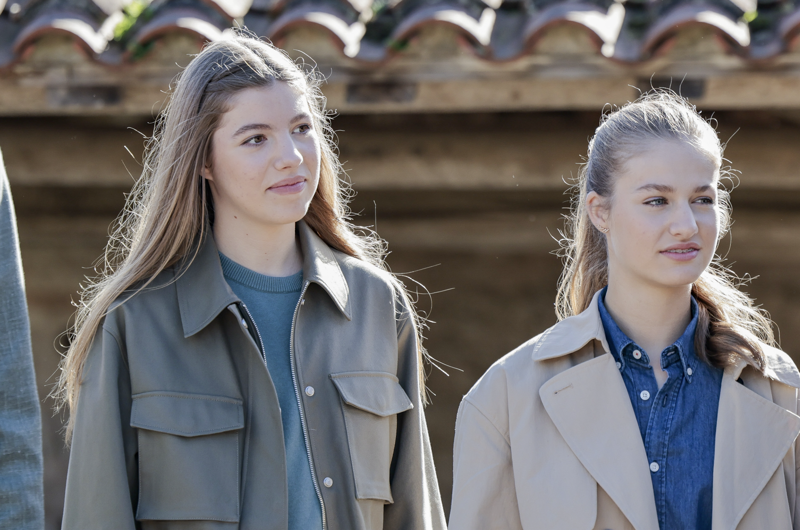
[113,0,153,41]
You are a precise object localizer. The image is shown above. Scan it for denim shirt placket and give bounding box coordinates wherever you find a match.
[599,289,719,530]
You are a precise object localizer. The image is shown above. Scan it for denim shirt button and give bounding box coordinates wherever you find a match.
[640,390,651,401]
[632,349,642,360]
[616,362,622,370]
[687,367,693,376]
[650,462,660,473]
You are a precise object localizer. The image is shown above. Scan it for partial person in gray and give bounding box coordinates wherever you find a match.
[0,147,45,529]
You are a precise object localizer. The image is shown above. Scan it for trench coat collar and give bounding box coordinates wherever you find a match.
[536,289,800,530]
[176,221,351,338]
[531,290,610,362]
[712,351,800,530]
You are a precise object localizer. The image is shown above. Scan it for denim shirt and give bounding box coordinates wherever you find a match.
[598,288,723,530]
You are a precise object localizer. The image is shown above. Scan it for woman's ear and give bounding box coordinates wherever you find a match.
[200,163,213,182]
[586,191,609,233]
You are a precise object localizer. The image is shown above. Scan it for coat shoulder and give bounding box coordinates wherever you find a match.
[461,330,549,427]
[102,268,178,336]
[334,250,394,289]
[761,343,800,389]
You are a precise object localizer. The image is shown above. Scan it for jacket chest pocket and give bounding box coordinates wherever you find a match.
[330,372,413,503]
[130,392,244,523]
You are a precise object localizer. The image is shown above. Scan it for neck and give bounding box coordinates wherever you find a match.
[213,217,302,277]
[604,272,693,358]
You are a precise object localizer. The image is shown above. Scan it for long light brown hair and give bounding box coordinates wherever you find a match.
[56,33,428,440]
[556,90,773,371]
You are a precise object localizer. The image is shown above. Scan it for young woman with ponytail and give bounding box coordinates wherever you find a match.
[450,91,800,530]
[56,33,445,530]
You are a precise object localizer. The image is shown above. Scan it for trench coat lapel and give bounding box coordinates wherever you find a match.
[539,354,659,530]
[711,360,800,530]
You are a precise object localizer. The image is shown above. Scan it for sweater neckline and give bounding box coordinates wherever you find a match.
[219,252,304,293]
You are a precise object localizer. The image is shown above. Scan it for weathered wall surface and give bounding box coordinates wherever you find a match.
[5,110,800,528]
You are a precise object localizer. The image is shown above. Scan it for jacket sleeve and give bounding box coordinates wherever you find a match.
[382,293,447,530]
[795,389,800,530]
[0,148,44,530]
[62,326,139,530]
[449,396,523,530]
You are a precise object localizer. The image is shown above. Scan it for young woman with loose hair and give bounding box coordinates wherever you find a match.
[57,33,445,530]
[450,91,800,530]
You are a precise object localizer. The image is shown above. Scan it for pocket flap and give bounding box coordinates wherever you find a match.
[330,372,413,417]
[131,392,244,437]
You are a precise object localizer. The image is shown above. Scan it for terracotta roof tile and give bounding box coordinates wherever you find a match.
[4,0,800,68]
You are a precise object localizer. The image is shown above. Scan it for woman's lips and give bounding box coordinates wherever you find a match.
[660,247,700,261]
[268,177,306,195]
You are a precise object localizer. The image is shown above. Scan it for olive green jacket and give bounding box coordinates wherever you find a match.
[62,222,446,530]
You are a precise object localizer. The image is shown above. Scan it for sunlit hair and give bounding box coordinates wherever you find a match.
[55,32,429,441]
[556,89,773,372]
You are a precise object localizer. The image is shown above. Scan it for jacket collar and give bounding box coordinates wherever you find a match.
[176,221,351,338]
[532,289,800,389]
[532,290,610,361]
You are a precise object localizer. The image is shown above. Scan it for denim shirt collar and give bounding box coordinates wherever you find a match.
[597,287,699,382]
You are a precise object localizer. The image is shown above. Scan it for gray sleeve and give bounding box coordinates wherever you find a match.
[0,147,45,529]
[383,292,447,530]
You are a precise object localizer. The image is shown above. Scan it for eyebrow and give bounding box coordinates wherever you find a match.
[636,183,714,193]
[232,123,271,138]
[231,114,312,138]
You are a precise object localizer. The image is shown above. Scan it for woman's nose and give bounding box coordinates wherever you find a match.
[273,134,303,170]
[670,202,699,238]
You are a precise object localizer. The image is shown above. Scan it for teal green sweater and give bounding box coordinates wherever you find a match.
[220,253,323,530]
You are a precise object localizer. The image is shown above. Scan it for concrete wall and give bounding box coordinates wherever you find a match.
[5,110,800,528]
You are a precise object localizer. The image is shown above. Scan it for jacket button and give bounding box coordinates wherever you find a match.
[305,386,315,397]
[687,367,693,376]
[640,390,650,401]
[241,318,248,329]
[323,477,333,488]
[650,462,660,473]
[632,349,642,360]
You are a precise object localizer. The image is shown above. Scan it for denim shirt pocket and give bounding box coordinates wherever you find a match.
[130,391,244,523]
[330,372,413,503]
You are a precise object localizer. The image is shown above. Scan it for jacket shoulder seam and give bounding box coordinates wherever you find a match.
[462,396,510,446]
[101,325,130,373]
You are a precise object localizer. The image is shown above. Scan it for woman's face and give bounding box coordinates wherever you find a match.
[202,82,321,230]
[588,139,721,292]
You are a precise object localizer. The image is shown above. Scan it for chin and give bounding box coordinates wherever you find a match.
[650,270,705,290]
[265,202,312,226]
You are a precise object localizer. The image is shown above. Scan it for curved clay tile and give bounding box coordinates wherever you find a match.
[130,7,226,46]
[13,9,108,57]
[520,1,624,58]
[266,4,365,57]
[197,0,252,19]
[388,3,496,47]
[249,0,367,19]
[639,3,750,58]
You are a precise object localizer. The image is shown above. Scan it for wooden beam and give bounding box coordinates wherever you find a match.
[4,113,800,192]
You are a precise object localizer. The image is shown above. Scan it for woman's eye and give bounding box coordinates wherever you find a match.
[695,196,715,205]
[294,124,312,134]
[245,135,265,145]
[645,197,667,206]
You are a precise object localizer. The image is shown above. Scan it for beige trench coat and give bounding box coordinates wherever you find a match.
[450,291,800,530]
[62,221,446,530]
